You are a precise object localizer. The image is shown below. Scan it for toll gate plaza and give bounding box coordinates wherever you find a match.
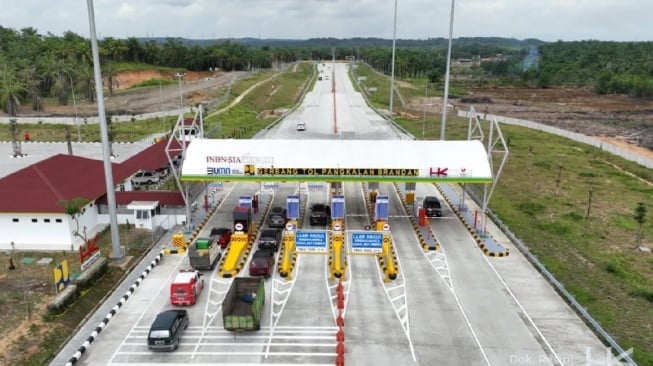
[177,138,500,282]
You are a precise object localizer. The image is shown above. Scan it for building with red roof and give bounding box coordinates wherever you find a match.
[0,146,188,251]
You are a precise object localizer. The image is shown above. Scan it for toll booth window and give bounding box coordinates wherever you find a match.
[137,210,150,219]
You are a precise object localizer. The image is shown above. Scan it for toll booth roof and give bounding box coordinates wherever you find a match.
[181,139,493,183]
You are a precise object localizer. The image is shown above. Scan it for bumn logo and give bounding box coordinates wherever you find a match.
[585,347,634,365]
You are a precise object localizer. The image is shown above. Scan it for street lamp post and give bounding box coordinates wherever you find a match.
[422,83,428,139]
[64,71,81,142]
[175,72,185,110]
[389,0,398,119]
[441,0,456,141]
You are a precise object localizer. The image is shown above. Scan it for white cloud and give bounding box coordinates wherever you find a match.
[116,2,136,19]
[1,0,652,41]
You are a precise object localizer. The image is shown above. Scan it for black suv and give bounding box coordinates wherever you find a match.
[423,196,442,217]
[258,229,282,251]
[147,309,189,351]
[310,203,331,225]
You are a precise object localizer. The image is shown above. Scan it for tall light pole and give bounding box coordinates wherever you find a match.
[175,72,185,110]
[388,0,398,119]
[86,0,122,259]
[441,0,455,141]
[64,70,81,142]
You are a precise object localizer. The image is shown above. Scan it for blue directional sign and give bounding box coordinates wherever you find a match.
[374,195,389,221]
[331,195,345,219]
[287,195,300,219]
[350,231,383,253]
[239,195,252,208]
[295,230,327,252]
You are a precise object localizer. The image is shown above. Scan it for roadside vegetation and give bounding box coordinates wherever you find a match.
[0,225,155,366]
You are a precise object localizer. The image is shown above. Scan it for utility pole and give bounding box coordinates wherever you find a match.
[175,72,185,110]
[86,0,122,259]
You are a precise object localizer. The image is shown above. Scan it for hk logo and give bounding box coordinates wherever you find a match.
[429,167,448,177]
[585,347,634,365]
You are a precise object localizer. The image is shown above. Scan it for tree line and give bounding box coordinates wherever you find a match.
[2,25,653,116]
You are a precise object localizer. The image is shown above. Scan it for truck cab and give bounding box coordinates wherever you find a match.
[170,269,204,306]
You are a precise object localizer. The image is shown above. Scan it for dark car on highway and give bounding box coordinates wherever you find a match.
[423,196,442,218]
[258,228,282,251]
[147,309,189,351]
[310,203,331,225]
[249,249,275,278]
[267,206,288,228]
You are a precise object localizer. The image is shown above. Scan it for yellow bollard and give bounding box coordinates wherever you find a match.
[222,233,248,273]
[281,233,295,280]
[332,233,343,278]
[382,234,396,282]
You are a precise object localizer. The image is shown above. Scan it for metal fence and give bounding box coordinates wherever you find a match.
[458,110,653,169]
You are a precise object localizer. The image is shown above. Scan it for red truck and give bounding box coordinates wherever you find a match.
[170,269,204,306]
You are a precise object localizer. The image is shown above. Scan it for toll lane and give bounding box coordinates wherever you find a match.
[414,184,556,366]
[378,183,489,365]
[341,183,414,365]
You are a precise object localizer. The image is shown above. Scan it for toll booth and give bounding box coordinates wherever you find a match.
[374,195,389,231]
[331,195,345,221]
[286,195,300,221]
[232,206,252,233]
[404,182,416,204]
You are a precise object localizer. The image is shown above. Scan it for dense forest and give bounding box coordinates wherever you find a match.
[2,25,653,116]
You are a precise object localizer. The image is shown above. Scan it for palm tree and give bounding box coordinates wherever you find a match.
[0,63,26,116]
[21,65,43,111]
[77,65,95,103]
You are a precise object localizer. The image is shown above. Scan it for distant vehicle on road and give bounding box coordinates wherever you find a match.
[258,228,282,251]
[268,206,288,228]
[423,196,442,217]
[249,249,275,278]
[209,227,233,249]
[188,237,222,270]
[296,122,306,131]
[170,269,204,306]
[310,203,331,225]
[222,277,265,331]
[131,170,160,186]
[147,309,189,351]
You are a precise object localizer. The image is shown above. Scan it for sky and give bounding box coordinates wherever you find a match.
[1,0,651,42]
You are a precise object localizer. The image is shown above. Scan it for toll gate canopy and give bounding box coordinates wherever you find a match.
[180,139,493,183]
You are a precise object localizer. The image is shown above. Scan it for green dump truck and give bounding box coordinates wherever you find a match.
[188,237,222,271]
[222,277,265,331]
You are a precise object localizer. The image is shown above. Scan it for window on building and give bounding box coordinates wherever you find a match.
[136,210,150,219]
[44,219,51,223]
[12,218,19,223]
[31,218,38,223]
[56,218,63,223]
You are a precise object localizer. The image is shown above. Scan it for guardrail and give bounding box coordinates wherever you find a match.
[349,62,414,139]
[255,62,317,137]
[458,110,653,170]
[0,108,191,125]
